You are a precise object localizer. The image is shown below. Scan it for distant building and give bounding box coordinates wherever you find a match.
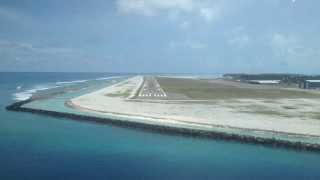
[299,80,320,89]
[248,80,281,85]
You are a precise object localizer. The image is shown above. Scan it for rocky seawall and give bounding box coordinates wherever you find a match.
[6,100,320,153]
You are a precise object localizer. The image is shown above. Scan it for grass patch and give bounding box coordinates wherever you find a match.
[237,105,290,117]
[240,110,289,117]
[106,90,131,98]
[282,106,298,110]
[310,113,320,120]
[262,100,276,104]
[157,77,320,100]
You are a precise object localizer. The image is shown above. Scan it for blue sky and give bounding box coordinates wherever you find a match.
[0,0,319,73]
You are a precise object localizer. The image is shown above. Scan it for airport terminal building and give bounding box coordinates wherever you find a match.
[299,80,320,89]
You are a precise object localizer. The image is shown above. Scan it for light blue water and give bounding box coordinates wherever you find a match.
[1,72,320,180]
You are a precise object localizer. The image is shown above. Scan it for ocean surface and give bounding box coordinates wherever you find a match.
[0,72,320,180]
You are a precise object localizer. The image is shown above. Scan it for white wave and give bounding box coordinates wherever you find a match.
[56,80,88,85]
[13,85,59,101]
[95,76,124,81]
[13,76,125,101]
[157,75,200,79]
[55,76,124,85]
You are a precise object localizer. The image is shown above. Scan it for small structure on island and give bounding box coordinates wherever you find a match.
[299,80,320,89]
[248,80,281,85]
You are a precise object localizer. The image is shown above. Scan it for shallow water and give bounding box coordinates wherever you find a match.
[1,72,320,180]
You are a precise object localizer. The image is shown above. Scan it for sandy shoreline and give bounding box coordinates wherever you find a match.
[66,100,320,139]
[69,76,320,140]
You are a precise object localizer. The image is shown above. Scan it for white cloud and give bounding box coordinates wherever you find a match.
[228,35,250,48]
[0,40,75,54]
[199,7,219,22]
[227,26,251,48]
[270,33,299,56]
[199,8,212,20]
[189,42,207,49]
[269,33,320,69]
[179,21,190,29]
[117,0,194,16]
[117,0,223,23]
[0,7,34,26]
[169,41,207,49]
[0,40,79,66]
[0,7,20,21]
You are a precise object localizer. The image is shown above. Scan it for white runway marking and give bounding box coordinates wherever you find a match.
[138,76,167,99]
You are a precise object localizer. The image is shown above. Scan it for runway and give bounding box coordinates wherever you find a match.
[138,76,167,99]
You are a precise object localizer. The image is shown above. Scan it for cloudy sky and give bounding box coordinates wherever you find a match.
[0,0,319,73]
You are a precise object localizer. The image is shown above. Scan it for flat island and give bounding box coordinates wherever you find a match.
[7,75,320,151]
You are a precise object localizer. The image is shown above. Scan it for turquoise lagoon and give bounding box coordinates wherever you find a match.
[1,72,320,180]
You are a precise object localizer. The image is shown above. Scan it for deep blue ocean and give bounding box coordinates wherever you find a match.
[0,72,320,180]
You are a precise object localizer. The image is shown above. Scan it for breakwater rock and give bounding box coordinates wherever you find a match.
[6,100,320,153]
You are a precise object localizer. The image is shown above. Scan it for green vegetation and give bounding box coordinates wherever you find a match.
[232,104,289,117]
[282,106,298,110]
[157,77,320,100]
[106,90,131,98]
[311,113,320,120]
[240,110,289,117]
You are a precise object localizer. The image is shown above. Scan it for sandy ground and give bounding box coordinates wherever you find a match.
[70,76,320,138]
